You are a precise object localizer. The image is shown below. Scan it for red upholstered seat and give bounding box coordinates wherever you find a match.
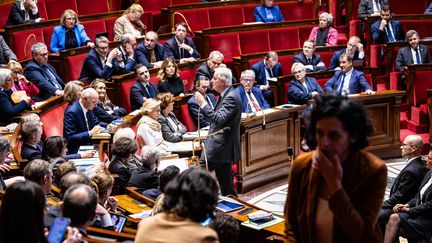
[42,26,54,51]
[171,0,199,4]
[317,78,328,89]
[0,3,13,27]
[278,55,294,75]
[40,102,68,138]
[66,53,87,81]
[76,0,109,16]
[247,58,261,69]
[81,19,107,41]
[208,6,245,28]
[349,20,361,38]
[389,0,429,14]
[37,0,48,19]
[411,70,432,107]
[208,33,241,61]
[44,0,78,19]
[319,51,335,68]
[140,12,153,31]
[239,30,270,54]
[401,20,432,39]
[242,4,260,23]
[298,26,315,45]
[12,28,45,60]
[104,17,117,41]
[390,72,402,90]
[140,0,170,13]
[175,9,210,32]
[278,1,314,21]
[121,80,136,113]
[149,76,158,85]
[369,44,383,68]
[179,103,195,132]
[269,27,300,50]
[178,69,196,92]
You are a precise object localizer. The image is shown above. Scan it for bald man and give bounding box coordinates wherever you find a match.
[135,31,167,69]
[379,135,428,235]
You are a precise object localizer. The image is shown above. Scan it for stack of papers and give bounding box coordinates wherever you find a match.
[241,214,284,230]
[166,141,200,152]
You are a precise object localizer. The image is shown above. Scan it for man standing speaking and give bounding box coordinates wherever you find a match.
[194,67,241,196]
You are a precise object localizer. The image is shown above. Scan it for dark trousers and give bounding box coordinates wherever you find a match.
[262,89,274,107]
[378,208,394,237]
[212,162,237,197]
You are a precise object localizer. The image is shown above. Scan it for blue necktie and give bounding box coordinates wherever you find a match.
[386,25,395,42]
[415,48,422,64]
[338,73,346,94]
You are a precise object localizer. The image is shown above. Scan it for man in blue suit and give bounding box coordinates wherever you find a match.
[187,75,217,129]
[372,5,405,44]
[287,63,323,105]
[164,22,200,64]
[324,53,375,95]
[64,88,107,154]
[24,42,64,101]
[254,0,285,23]
[79,36,130,82]
[329,36,365,70]
[20,120,43,162]
[251,51,282,106]
[130,64,159,111]
[293,40,326,73]
[237,70,270,113]
[135,31,167,69]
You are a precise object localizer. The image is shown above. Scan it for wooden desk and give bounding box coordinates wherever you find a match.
[237,107,304,193]
[349,90,405,159]
[113,187,155,215]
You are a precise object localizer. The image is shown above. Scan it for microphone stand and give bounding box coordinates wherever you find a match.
[191,128,227,171]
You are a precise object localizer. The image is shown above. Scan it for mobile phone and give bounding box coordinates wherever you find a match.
[111,214,127,233]
[287,147,294,156]
[47,217,70,243]
[238,207,253,215]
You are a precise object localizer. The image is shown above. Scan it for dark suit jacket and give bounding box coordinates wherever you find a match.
[92,102,126,124]
[395,44,432,71]
[426,3,432,14]
[382,156,427,208]
[128,166,159,192]
[287,77,323,104]
[20,142,43,161]
[194,61,213,83]
[372,19,405,44]
[293,52,326,72]
[118,45,136,73]
[135,43,167,69]
[24,60,65,101]
[108,158,132,194]
[187,93,217,129]
[79,48,126,82]
[329,48,365,70]
[200,86,241,169]
[157,112,187,143]
[5,1,39,26]
[163,36,201,63]
[251,60,283,86]
[0,90,30,126]
[358,0,389,18]
[324,69,372,94]
[130,81,158,111]
[63,101,105,154]
[254,5,285,23]
[0,36,17,65]
[236,85,270,112]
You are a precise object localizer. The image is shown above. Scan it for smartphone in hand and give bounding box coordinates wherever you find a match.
[47,217,71,243]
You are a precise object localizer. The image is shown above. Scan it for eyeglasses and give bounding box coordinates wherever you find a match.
[37,52,49,57]
[401,143,416,148]
[97,46,109,51]
[293,70,305,74]
[242,79,254,83]
[66,17,76,21]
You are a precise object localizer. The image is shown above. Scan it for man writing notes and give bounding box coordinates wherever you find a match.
[194,67,241,196]
[236,70,270,113]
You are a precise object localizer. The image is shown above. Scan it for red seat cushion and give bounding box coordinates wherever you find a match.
[389,0,429,14]
[171,0,198,4]
[42,26,54,51]
[140,12,153,31]
[179,103,195,132]
[0,3,13,27]
[178,69,196,91]
[269,27,300,50]
[319,51,335,68]
[12,28,45,60]
[76,0,109,16]
[37,0,48,19]
[208,6,244,28]
[278,55,293,75]
[41,102,68,138]
[412,70,432,106]
[243,4,260,23]
[121,79,136,113]
[175,9,210,31]
[81,19,107,41]
[278,1,314,21]
[140,0,171,13]
[298,26,315,44]
[239,30,270,54]
[67,53,87,81]
[209,33,240,60]
[44,0,78,19]
[104,17,117,41]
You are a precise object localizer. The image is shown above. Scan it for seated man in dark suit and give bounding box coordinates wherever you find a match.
[164,22,201,64]
[329,36,365,70]
[24,42,65,101]
[0,36,17,66]
[395,30,431,72]
[237,69,270,113]
[188,75,217,129]
[23,159,52,196]
[135,31,167,69]
[324,53,375,95]
[79,36,128,82]
[5,0,43,26]
[426,2,432,14]
[251,51,282,106]
[64,88,107,154]
[20,120,43,161]
[358,0,388,19]
[287,63,323,105]
[128,145,160,193]
[293,40,326,73]
[130,64,159,111]
[194,50,224,83]
[372,5,405,44]
[116,33,137,73]
[378,135,428,236]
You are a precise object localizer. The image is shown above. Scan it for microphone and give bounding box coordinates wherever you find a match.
[287,147,294,166]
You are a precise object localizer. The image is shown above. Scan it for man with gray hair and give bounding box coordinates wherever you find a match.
[237,69,270,112]
[24,42,64,100]
[395,30,431,72]
[251,51,281,106]
[23,159,53,195]
[135,31,167,69]
[128,145,160,193]
[194,50,224,83]
[194,67,241,196]
[79,35,128,82]
[117,33,137,72]
[20,120,43,161]
[64,88,106,154]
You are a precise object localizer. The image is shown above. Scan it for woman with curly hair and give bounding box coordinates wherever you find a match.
[157,58,185,96]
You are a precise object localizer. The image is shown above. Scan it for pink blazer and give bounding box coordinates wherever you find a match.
[308,26,338,46]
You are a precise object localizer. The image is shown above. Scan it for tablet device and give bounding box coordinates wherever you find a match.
[47,217,70,243]
[216,199,244,213]
[111,214,127,233]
